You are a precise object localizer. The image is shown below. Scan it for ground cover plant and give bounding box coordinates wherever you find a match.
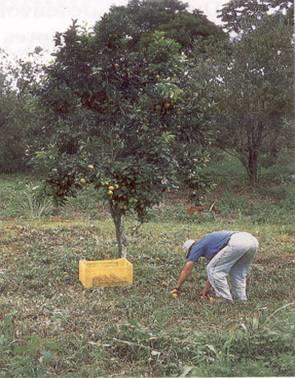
[0,174,294,376]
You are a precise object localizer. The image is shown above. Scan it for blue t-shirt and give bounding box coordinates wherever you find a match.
[186,231,237,263]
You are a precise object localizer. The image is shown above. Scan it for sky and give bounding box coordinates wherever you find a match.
[0,0,226,59]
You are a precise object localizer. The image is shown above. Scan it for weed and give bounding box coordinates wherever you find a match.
[21,183,53,218]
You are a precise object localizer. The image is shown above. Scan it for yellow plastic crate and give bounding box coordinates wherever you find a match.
[79,258,133,288]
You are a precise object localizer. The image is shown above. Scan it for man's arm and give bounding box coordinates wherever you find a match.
[175,261,194,290]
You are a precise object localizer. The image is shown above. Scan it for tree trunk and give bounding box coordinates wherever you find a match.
[246,123,261,186]
[109,201,127,258]
[248,149,258,186]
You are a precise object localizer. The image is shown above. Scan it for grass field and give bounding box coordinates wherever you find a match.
[0,172,294,377]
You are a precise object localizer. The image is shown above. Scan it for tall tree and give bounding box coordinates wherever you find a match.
[201,14,293,185]
[0,48,46,173]
[96,0,224,53]
[218,0,293,33]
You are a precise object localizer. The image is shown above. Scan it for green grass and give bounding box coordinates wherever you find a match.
[0,174,294,376]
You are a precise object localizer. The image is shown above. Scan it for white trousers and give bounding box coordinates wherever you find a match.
[207,232,259,301]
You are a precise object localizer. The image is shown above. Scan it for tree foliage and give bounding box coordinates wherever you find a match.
[0,48,46,173]
[95,0,224,53]
[39,30,177,255]
[218,0,294,33]
[201,13,293,184]
[35,0,226,256]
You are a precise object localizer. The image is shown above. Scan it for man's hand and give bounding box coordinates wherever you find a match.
[170,288,181,299]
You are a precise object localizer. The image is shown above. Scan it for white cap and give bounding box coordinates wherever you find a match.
[182,239,195,252]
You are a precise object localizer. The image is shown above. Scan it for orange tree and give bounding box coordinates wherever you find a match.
[36,1,224,256]
[38,26,186,257]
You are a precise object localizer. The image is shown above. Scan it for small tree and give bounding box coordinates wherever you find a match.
[38,23,186,257]
[36,0,224,255]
